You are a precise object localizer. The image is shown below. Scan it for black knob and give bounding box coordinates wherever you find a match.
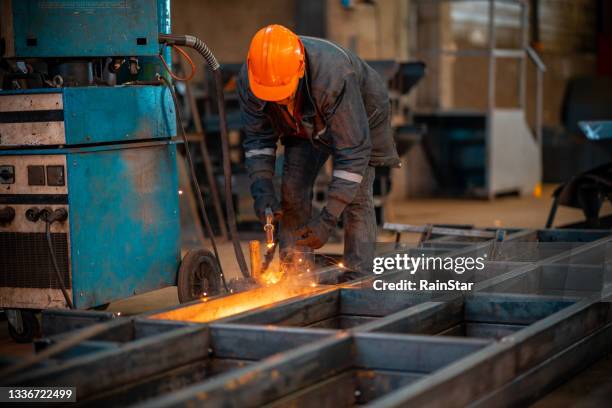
[40,207,68,223]
[0,206,15,225]
[0,165,15,184]
[50,208,68,223]
[25,207,41,222]
[39,207,52,222]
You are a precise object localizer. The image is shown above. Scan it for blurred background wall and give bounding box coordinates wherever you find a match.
[171,0,610,199]
[172,0,600,128]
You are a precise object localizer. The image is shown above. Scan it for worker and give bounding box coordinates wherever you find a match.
[238,24,400,277]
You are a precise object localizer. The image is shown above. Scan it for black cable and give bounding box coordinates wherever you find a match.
[159,75,229,292]
[211,70,250,279]
[159,33,250,279]
[45,220,74,309]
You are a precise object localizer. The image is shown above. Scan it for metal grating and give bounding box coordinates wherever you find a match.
[11,228,612,407]
[0,232,70,289]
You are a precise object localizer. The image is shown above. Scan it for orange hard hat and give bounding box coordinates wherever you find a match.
[247,24,305,101]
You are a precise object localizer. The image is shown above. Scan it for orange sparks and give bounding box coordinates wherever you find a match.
[150,258,318,323]
[259,267,285,285]
[150,278,318,323]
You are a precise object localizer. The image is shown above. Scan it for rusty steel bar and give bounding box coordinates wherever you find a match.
[384,222,499,239]
[249,240,262,282]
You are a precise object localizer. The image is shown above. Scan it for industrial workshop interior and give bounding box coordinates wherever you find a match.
[1,0,612,406]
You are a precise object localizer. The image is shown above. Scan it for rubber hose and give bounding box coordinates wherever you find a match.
[186,36,221,72]
[158,34,250,279]
[158,34,219,71]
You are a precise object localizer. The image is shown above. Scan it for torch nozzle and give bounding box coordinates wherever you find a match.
[264,207,274,247]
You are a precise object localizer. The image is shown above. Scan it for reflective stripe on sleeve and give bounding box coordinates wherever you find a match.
[332,169,363,183]
[245,148,276,158]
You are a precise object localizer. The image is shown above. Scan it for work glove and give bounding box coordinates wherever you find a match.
[295,208,338,249]
[251,178,282,224]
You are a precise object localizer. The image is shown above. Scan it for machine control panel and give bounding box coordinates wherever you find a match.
[1,153,71,309]
[0,155,68,233]
[0,162,67,189]
[22,164,65,186]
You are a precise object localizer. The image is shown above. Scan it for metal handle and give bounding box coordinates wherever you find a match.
[264,207,275,247]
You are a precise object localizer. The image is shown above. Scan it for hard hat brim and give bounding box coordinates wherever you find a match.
[248,68,300,102]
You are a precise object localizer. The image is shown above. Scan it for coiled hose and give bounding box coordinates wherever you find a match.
[159,34,220,71]
[159,34,250,280]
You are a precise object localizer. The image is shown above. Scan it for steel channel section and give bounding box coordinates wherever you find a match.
[355,234,609,340]
[373,295,612,407]
[41,309,117,337]
[471,320,612,407]
[4,319,335,404]
[222,289,441,329]
[138,298,608,402]
[131,333,490,408]
[131,234,610,406]
[365,237,612,407]
[9,229,612,406]
[87,325,338,407]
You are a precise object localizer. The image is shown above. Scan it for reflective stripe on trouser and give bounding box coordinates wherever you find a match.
[332,169,363,183]
[244,148,276,158]
[279,139,376,276]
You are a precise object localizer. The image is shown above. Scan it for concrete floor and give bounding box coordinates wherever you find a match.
[386,184,594,230]
[531,354,612,408]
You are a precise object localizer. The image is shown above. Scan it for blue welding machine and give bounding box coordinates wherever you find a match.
[0,0,221,341]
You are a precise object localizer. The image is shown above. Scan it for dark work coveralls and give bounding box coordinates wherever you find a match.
[238,36,400,274]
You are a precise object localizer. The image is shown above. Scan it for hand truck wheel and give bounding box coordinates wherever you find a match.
[7,309,40,343]
[177,249,222,303]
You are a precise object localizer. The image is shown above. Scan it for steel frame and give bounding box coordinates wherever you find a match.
[3,228,611,407]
